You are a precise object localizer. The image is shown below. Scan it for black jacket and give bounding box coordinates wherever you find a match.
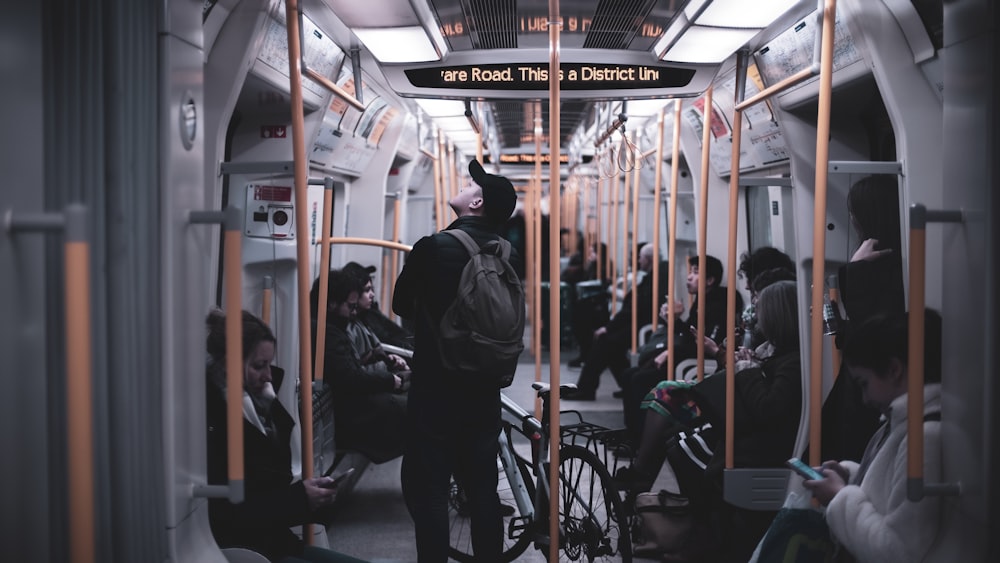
[393,216,516,434]
[206,366,311,561]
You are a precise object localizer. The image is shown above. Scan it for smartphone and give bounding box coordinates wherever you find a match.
[786,457,823,481]
[325,467,355,487]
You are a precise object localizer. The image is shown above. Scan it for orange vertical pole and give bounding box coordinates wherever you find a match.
[725,108,744,469]
[546,3,562,559]
[651,108,666,331]
[807,0,837,468]
[696,88,713,381]
[283,4,314,542]
[630,133,641,357]
[666,100,682,383]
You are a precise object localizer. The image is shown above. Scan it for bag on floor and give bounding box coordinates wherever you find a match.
[633,489,694,556]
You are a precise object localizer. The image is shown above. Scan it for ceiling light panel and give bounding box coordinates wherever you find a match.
[694,0,798,28]
[353,26,440,63]
[414,98,466,117]
[663,26,759,64]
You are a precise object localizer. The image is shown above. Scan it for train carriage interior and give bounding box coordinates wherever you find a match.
[1,0,997,561]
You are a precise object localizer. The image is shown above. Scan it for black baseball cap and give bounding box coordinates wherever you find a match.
[468,159,517,225]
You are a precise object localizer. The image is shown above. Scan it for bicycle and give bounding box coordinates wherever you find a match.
[447,382,633,562]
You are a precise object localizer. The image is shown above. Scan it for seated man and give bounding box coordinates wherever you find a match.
[342,261,414,351]
[311,269,407,464]
[619,254,738,438]
[564,243,662,400]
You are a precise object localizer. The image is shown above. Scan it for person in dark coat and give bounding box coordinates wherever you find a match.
[311,270,407,464]
[205,309,364,563]
[392,159,519,563]
[564,243,664,400]
[820,175,904,462]
[342,261,414,351]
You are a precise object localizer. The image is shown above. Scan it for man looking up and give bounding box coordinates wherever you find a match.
[392,159,519,563]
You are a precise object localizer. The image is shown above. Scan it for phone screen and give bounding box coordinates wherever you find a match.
[786,458,823,481]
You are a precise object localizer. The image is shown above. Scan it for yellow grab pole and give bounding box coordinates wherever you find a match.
[261,276,273,326]
[697,88,713,381]
[595,173,604,283]
[725,109,744,469]
[547,2,562,559]
[610,143,621,314]
[284,5,315,544]
[907,218,926,485]
[807,0,837,468]
[666,100,682,383]
[448,141,457,200]
[630,132,641,356]
[64,209,95,563]
[651,108,666,331]
[433,131,444,231]
[389,197,402,320]
[313,182,335,389]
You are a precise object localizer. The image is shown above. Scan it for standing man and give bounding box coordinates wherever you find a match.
[392,159,518,562]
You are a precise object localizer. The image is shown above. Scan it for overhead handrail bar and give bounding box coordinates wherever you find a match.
[594,115,627,147]
[906,204,962,501]
[7,204,96,563]
[190,206,245,505]
[546,5,563,558]
[666,100,682,382]
[696,87,714,382]
[734,0,827,113]
[284,1,317,543]
[292,3,364,112]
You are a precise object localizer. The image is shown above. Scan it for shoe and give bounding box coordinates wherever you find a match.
[562,388,596,401]
[612,389,625,399]
[568,357,584,368]
[612,443,637,458]
[500,502,516,517]
[612,465,655,492]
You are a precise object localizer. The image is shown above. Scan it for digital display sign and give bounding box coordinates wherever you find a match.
[405,63,695,91]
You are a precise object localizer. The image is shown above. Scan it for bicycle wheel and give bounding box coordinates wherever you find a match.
[557,444,632,562]
[448,424,536,562]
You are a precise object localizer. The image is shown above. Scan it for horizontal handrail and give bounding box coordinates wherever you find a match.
[324,236,413,252]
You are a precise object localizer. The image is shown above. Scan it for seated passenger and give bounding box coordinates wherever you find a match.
[342,261,414,351]
[204,309,365,563]
[618,254,740,439]
[564,243,664,400]
[568,242,610,367]
[341,264,412,379]
[617,280,801,499]
[311,269,407,464]
[803,310,945,563]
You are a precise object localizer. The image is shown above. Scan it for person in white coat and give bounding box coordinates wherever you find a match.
[804,310,945,563]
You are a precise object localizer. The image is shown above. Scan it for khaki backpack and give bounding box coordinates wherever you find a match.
[436,229,525,387]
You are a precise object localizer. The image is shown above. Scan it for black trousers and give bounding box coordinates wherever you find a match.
[401,417,502,563]
[573,334,629,394]
[620,364,667,441]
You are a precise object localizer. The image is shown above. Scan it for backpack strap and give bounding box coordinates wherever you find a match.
[443,229,511,261]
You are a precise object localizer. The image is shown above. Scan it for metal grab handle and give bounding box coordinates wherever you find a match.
[906,204,962,501]
[7,204,96,563]
[191,207,245,504]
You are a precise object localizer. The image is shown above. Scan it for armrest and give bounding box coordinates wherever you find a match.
[381,344,413,359]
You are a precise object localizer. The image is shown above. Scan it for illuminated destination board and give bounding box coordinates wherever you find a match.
[405,62,695,91]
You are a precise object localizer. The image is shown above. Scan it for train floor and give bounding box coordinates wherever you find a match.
[322,345,679,562]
